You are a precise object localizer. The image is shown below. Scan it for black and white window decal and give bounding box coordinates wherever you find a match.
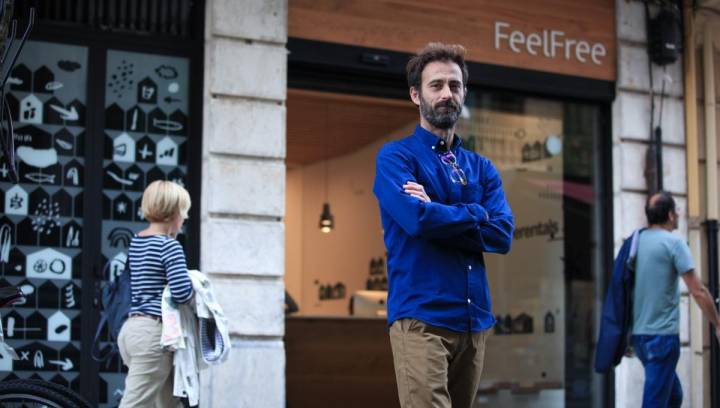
[98,50,190,406]
[1,42,192,408]
[1,41,87,390]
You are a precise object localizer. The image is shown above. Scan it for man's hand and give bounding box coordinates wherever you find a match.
[404,181,431,203]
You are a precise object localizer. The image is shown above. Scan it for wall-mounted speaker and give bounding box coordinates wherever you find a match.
[648,4,682,66]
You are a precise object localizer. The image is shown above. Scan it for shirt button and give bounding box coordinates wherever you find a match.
[467,298,472,304]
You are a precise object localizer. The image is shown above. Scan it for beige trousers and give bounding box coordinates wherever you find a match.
[389,318,489,408]
[118,316,177,408]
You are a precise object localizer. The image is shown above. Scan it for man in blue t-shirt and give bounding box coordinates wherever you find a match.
[633,191,720,407]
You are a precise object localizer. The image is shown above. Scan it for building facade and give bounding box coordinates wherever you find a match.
[2,0,720,407]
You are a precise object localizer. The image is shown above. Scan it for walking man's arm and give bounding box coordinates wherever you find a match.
[682,270,720,343]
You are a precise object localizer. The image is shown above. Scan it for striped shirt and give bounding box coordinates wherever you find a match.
[128,234,194,317]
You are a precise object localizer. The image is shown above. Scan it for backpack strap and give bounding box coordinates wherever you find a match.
[91,312,112,362]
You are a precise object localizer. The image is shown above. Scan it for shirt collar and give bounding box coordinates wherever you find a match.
[412,124,464,153]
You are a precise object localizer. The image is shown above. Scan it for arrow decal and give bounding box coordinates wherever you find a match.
[49,105,79,121]
[48,358,74,371]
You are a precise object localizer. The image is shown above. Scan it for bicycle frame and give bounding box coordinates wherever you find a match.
[0,286,24,360]
[0,5,36,184]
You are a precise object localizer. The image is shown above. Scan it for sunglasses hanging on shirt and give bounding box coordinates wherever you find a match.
[438,150,467,186]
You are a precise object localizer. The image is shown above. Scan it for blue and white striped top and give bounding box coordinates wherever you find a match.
[128,234,194,317]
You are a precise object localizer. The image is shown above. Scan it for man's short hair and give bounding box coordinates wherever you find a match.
[406,42,469,90]
[645,191,676,225]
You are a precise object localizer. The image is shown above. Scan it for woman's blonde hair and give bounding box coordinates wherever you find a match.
[141,180,191,223]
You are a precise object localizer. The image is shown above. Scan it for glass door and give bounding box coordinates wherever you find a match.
[458,91,604,407]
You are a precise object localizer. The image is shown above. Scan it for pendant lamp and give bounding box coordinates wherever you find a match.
[319,202,334,233]
[319,158,334,233]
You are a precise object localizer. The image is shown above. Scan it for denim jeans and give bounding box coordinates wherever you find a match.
[632,335,682,408]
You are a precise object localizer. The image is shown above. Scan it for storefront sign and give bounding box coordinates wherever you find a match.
[494,22,608,65]
[290,0,615,81]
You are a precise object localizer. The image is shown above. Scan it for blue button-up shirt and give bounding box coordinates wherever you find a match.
[373,125,514,333]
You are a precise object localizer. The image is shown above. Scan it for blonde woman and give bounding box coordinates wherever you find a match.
[118,180,194,408]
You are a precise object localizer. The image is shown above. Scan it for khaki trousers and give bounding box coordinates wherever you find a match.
[118,316,177,408]
[389,318,489,408]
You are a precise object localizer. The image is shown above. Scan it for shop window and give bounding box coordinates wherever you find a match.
[459,92,601,405]
[96,49,191,404]
[0,44,87,391]
[0,40,196,407]
[285,87,604,407]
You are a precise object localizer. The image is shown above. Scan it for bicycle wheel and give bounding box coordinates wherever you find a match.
[22,379,92,408]
[0,379,80,408]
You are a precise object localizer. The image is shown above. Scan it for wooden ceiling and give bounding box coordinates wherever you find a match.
[286,89,418,167]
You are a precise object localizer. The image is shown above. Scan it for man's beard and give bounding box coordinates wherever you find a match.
[419,94,462,130]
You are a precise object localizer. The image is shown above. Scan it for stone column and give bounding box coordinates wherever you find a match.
[199,1,288,407]
[613,1,690,406]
